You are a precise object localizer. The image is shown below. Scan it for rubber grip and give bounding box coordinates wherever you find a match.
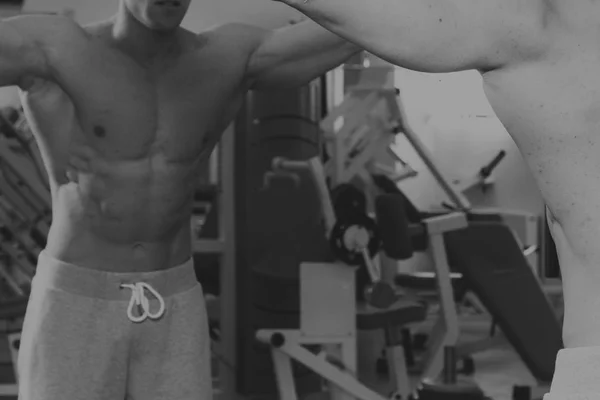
[375,194,413,260]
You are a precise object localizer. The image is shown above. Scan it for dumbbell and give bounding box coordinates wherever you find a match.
[329,212,397,309]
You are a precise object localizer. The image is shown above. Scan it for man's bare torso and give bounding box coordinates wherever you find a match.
[22,18,250,272]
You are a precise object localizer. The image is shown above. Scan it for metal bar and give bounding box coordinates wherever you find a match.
[217,124,237,400]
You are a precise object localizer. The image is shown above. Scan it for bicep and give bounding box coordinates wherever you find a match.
[205,23,268,91]
[380,0,545,72]
[289,0,546,73]
[0,18,49,88]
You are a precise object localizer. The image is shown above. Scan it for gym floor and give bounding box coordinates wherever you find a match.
[356,317,543,400]
[0,313,554,400]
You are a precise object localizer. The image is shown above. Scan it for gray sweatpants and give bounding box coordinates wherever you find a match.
[17,251,212,400]
[544,347,600,400]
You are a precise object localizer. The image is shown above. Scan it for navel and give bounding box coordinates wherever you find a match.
[132,243,147,259]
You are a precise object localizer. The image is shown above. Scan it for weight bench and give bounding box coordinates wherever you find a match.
[392,209,559,388]
[444,222,563,392]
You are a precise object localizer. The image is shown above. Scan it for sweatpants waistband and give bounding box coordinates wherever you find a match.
[33,250,198,301]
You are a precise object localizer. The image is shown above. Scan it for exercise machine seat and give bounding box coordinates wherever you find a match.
[357,299,427,331]
[444,222,563,382]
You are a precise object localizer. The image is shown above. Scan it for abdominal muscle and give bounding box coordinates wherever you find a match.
[44,150,199,273]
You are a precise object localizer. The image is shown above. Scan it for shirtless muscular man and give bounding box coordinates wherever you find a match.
[1,1,361,399]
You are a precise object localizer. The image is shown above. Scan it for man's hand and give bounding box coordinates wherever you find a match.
[243,19,362,90]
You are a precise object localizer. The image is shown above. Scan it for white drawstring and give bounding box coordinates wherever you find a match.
[120,282,166,323]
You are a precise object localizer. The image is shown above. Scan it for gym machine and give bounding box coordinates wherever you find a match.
[318,60,473,380]
[257,155,412,400]
[320,83,470,215]
[0,106,52,397]
[323,54,561,399]
[0,300,24,397]
[204,51,558,400]
[320,86,417,189]
[334,169,558,400]
[378,160,561,399]
[374,177,560,400]
[200,51,462,400]
[255,154,491,400]
[239,54,482,400]
[196,80,332,399]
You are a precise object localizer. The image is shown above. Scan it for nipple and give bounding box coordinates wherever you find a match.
[94,125,106,138]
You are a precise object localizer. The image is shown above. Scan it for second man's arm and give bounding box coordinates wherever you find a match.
[239,19,363,90]
[272,0,550,74]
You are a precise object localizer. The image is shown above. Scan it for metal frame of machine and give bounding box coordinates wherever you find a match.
[255,209,468,400]
[191,126,237,399]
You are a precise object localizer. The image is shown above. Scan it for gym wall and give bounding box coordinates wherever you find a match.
[393,68,544,216]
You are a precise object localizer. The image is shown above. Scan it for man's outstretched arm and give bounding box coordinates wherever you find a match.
[274,0,549,73]
[238,20,362,90]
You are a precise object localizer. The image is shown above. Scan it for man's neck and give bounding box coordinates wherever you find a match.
[111,6,181,63]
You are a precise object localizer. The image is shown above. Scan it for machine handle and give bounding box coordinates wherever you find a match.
[479,150,506,179]
[268,156,337,236]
